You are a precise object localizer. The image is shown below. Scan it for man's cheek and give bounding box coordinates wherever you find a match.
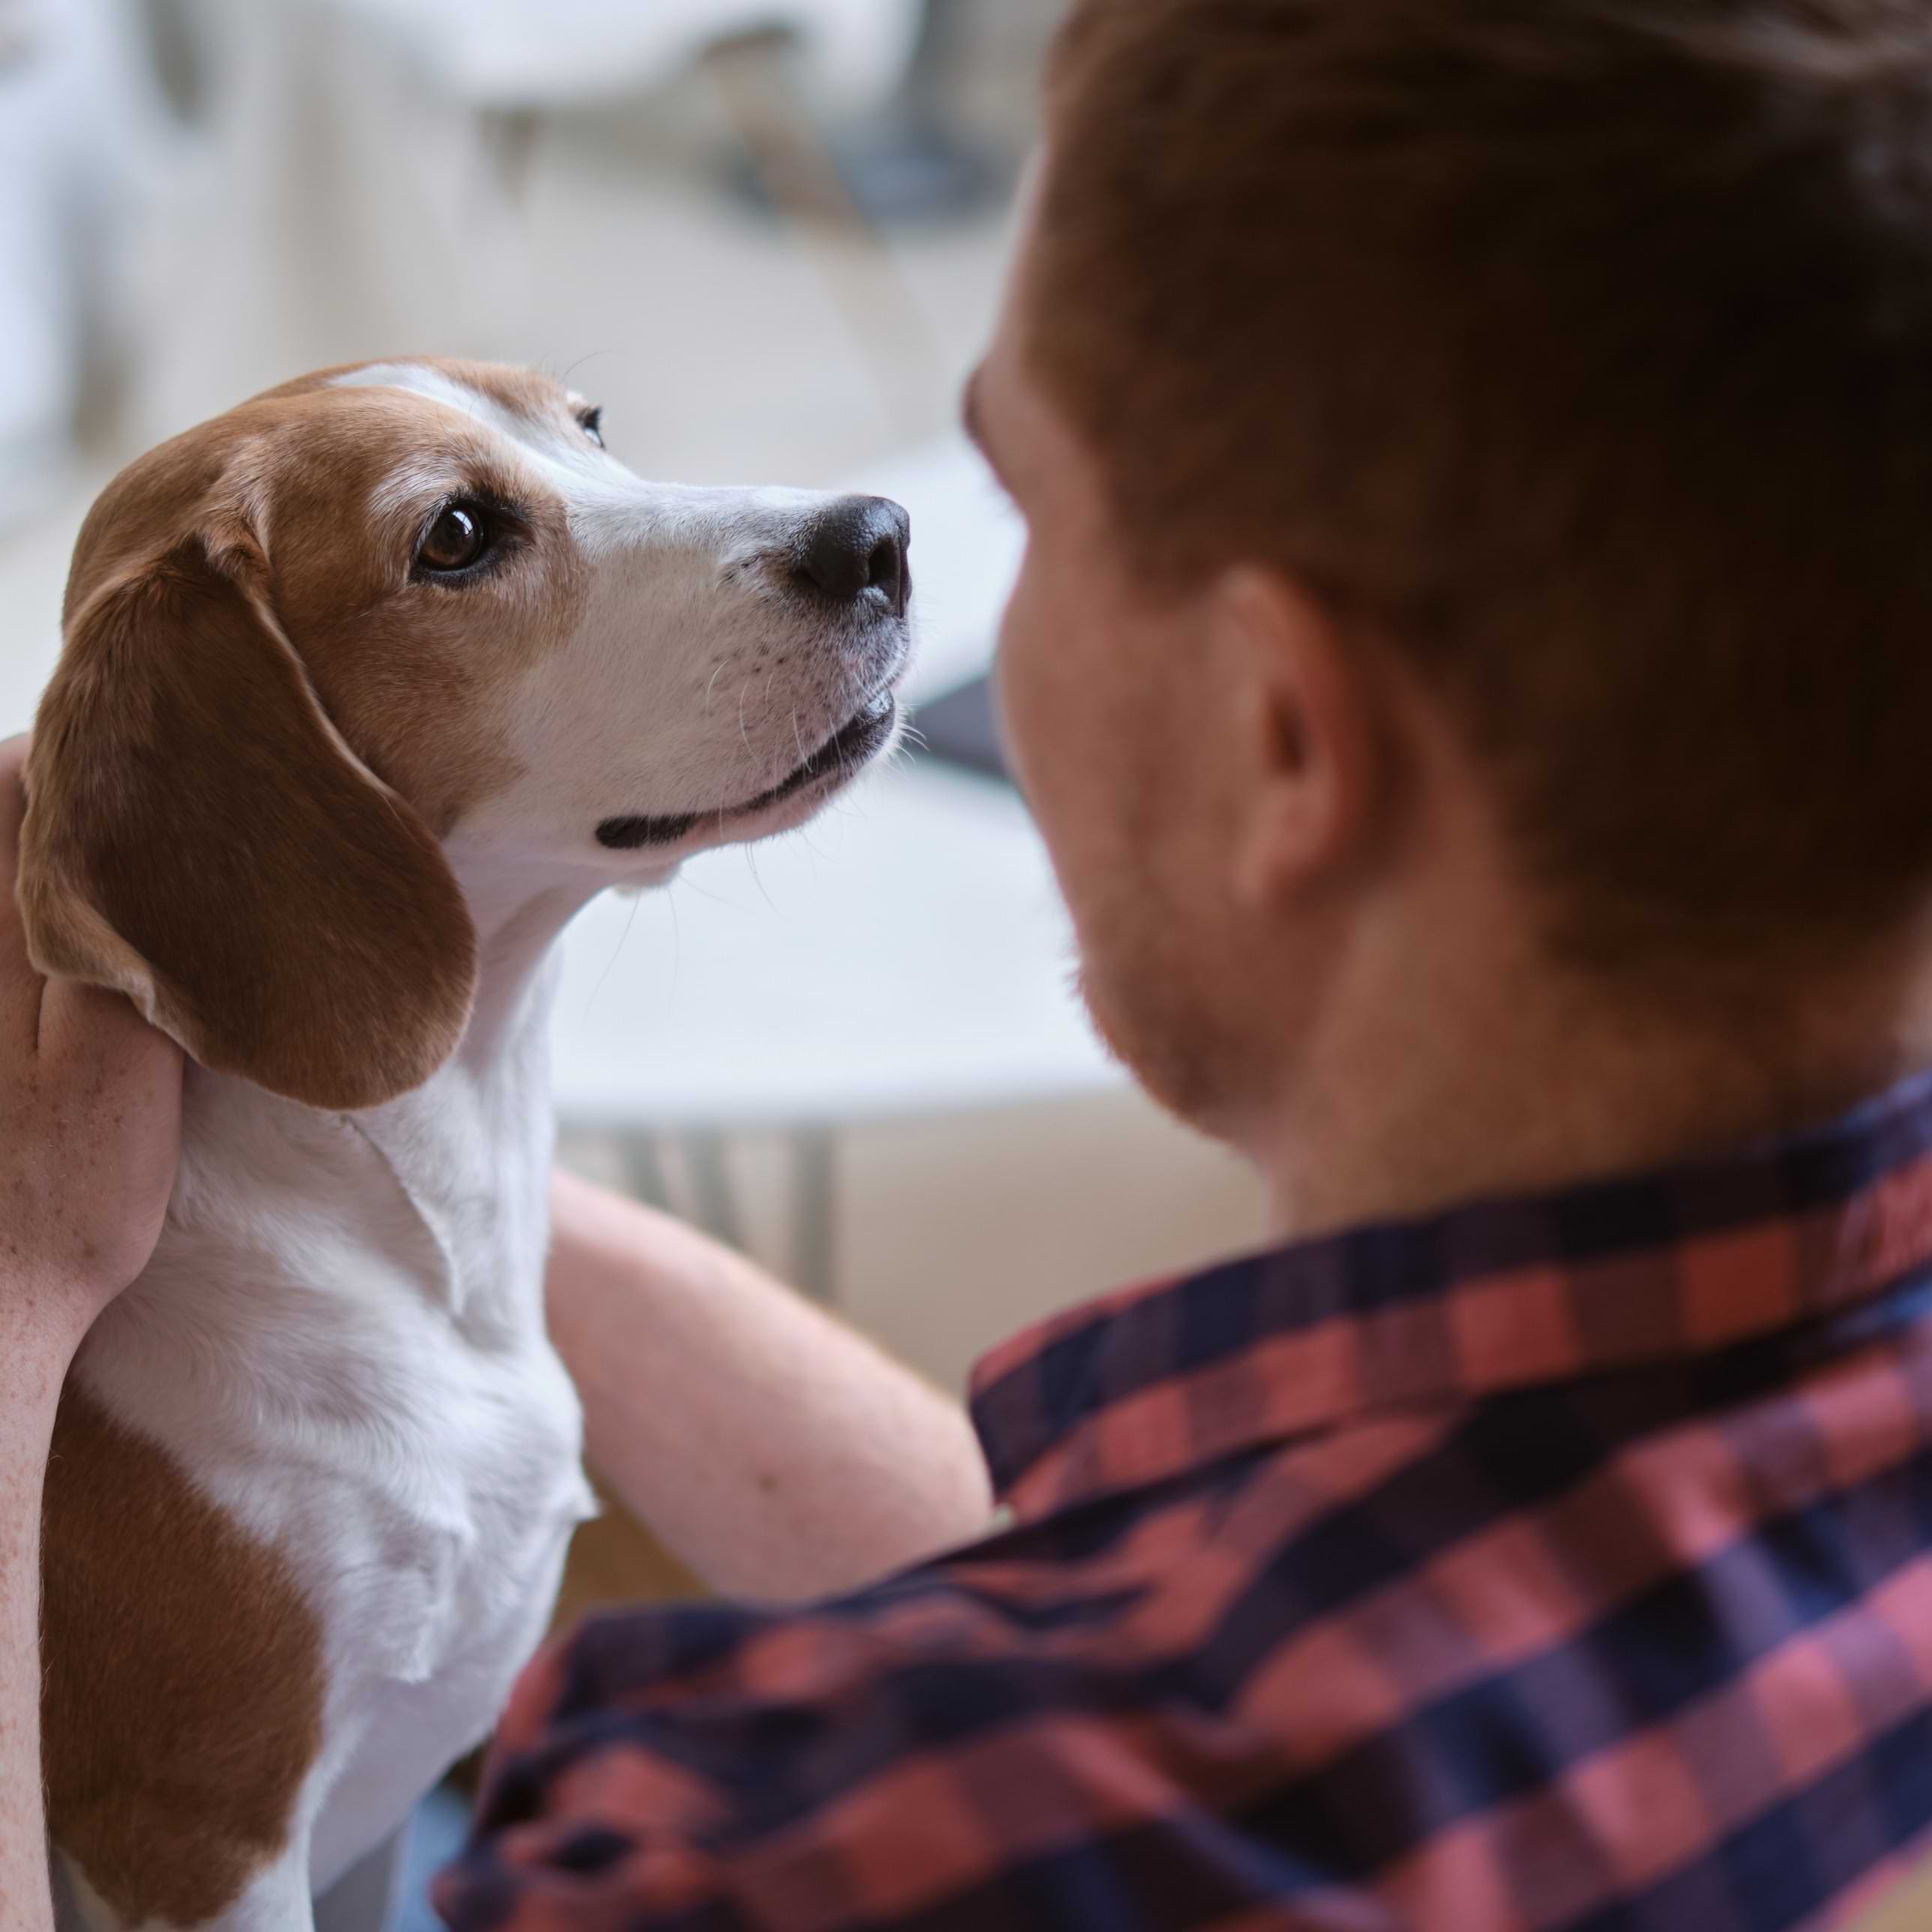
[995,575,1059,784]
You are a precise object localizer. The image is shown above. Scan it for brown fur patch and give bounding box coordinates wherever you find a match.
[22,538,480,1110]
[42,1381,326,1926]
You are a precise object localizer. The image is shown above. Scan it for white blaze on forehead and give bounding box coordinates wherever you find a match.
[330,362,550,451]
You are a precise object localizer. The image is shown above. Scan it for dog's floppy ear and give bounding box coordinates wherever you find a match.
[19,536,478,1110]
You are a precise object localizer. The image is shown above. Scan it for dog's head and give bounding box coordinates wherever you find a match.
[18,359,912,1109]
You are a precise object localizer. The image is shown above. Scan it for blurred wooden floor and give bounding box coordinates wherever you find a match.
[552,1477,707,1628]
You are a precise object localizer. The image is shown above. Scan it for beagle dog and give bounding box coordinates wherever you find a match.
[20,359,913,1931]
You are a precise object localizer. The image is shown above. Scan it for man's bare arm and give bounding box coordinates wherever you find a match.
[2,1315,81,1932]
[0,740,183,1932]
[548,1169,994,1603]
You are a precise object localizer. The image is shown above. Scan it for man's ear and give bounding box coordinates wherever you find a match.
[18,537,478,1111]
[1221,566,1385,909]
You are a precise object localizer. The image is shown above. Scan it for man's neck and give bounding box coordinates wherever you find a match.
[1252,932,1932,1244]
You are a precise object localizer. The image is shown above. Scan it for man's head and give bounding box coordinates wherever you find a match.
[980,0,1932,1159]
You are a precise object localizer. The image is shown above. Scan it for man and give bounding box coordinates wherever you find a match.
[11,0,1932,1924]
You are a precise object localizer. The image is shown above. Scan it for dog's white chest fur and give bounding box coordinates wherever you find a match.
[69,958,593,1898]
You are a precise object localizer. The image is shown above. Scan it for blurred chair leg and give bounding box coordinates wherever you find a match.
[705,28,946,440]
[620,1131,674,1214]
[622,1126,834,1304]
[682,1128,747,1252]
[790,1124,838,1306]
[480,105,544,213]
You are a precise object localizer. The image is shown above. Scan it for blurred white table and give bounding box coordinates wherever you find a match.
[553,759,1103,1130]
[551,751,1115,1294]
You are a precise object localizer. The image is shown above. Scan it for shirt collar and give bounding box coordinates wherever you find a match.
[969,1067,1932,1522]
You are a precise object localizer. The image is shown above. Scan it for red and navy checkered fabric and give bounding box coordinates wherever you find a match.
[437,1072,1932,1930]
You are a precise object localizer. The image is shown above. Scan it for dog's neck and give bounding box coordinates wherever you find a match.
[334,845,669,1332]
[440,844,676,1076]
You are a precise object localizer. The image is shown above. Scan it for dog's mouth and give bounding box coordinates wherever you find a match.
[596,692,900,853]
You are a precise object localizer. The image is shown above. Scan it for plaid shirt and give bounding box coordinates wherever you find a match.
[436,1072,1932,1930]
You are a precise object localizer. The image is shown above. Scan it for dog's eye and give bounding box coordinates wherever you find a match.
[577,406,604,449]
[418,504,491,574]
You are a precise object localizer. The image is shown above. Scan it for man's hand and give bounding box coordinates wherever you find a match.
[0,735,182,1346]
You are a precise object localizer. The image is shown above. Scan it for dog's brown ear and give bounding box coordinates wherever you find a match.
[19,538,478,1110]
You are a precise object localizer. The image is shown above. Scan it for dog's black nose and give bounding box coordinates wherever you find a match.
[796,496,910,617]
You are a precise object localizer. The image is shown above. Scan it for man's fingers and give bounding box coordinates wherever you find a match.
[0,740,172,1099]
[0,736,43,1046]
[32,975,184,1303]
[0,734,29,864]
